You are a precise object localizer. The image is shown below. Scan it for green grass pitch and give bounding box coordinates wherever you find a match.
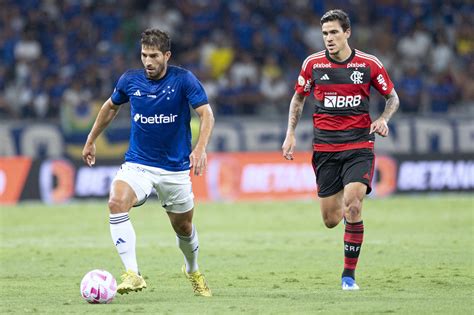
[1,195,472,314]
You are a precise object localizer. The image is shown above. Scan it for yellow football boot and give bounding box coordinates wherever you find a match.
[117,270,147,294]
[182,265,212,297]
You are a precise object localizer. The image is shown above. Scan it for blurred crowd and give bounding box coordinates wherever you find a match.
[0,0,473,122]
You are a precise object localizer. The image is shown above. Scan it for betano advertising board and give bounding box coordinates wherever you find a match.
[1,153,473,205]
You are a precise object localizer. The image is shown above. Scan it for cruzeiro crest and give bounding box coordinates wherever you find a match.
[350,70,364,84]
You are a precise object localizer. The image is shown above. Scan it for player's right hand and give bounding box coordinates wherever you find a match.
[370,117,389,137]
[82,142,96,167]
[282,134,296,160]
[189,145,207,176]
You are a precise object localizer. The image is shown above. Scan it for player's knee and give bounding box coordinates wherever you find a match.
[324,218,339,228]
[345,200,362,220]
[108,197,131,214]
[170,215,192,236]
[174,221,192,236]
[322,212,342,228]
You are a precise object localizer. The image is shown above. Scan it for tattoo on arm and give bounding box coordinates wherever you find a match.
[287,93,306,133]
[381,89,400,122]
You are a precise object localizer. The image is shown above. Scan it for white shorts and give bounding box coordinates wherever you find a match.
[112,162,194,213]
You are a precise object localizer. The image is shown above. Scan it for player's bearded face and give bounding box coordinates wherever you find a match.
[322,21,350,56]
[141,45,171,80]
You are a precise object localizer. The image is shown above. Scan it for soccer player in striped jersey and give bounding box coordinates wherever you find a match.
[282,9,399,290]
[82,29,214,297]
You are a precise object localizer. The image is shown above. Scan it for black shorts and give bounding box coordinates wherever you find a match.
[312,148,375,198]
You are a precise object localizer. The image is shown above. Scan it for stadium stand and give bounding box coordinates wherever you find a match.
[0,0,472,121]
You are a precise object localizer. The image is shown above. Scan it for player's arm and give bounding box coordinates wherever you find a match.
[82,98,121,166]
[370,89,399,137]
[282,92,306,160]
[190,104,215,176]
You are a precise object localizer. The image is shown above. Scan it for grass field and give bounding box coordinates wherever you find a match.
[1,195,473,314]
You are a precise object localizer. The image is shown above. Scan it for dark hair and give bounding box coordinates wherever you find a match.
[320,9,351,32]
[140,28,171,52]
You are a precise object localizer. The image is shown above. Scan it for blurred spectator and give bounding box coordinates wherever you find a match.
[372,30,400,80]
[455,59,474,111]
[61,80,94,134]
[396,65,425,113]
[216,75,264,116]
[142,3,183,37]
[29,72,50,118]
[427,72,458,113]
[0,95,16,119]
[14,29,41,62]
[206,32,235,79]
[0,63,16,119]
[229,51,259,86]
[260,55,289,115]
[430,31,454,74]
[302,17,325,52]
[260,71,290,116]
[397,20,432,68]
[454,12,473,60]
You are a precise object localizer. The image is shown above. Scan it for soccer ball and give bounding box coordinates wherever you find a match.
[80,269,117,304]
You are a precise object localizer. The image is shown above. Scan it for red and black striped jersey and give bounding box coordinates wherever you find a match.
[295,49,394,152]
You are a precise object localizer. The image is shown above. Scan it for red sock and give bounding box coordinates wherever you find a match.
[342,221,364,279]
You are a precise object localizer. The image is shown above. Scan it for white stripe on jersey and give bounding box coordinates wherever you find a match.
[302,50,326,70]
[355,50,383,69]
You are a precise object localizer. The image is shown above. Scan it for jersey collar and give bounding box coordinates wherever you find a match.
[325,48,355,65]
[144,67,169,82]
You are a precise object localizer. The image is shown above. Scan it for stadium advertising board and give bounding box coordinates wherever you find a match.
[0,157,31,204]
[1,153,473,205]
[1,116,473,159]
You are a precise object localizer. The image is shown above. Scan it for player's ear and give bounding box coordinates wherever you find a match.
[346,28,351,39]
[165,51,171,61]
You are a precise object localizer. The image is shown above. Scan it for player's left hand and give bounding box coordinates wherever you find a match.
[370,117,389,137]
[82,142,96,167]
[189,146,207,176]
[282,133,296,160]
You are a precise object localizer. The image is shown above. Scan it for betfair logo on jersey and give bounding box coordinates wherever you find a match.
[324,95,361,108]
[133,113,178,124]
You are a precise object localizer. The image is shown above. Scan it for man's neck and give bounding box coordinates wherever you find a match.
[330,45,352,62]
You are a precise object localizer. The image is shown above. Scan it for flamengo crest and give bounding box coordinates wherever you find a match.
[350,71,364,84]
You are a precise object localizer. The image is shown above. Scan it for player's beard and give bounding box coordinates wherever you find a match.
[146,64,166,80]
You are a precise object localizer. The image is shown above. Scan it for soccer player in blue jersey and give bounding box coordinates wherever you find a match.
[82,29,214,297]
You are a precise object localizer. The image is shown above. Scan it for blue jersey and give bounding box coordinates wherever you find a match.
[111,65,208,171]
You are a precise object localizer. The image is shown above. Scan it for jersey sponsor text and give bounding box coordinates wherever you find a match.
[313,63,332,68]
[324,95,361,108]
[377,74,388,91]
[304,78,312,92]
[133,113,178,124]
[347,62,367,68]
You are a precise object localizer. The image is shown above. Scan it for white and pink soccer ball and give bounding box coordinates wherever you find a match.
[80,269,117,304]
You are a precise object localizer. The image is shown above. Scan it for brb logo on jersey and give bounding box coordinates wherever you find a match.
[324,95,361,108]
[133,113,178,124]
